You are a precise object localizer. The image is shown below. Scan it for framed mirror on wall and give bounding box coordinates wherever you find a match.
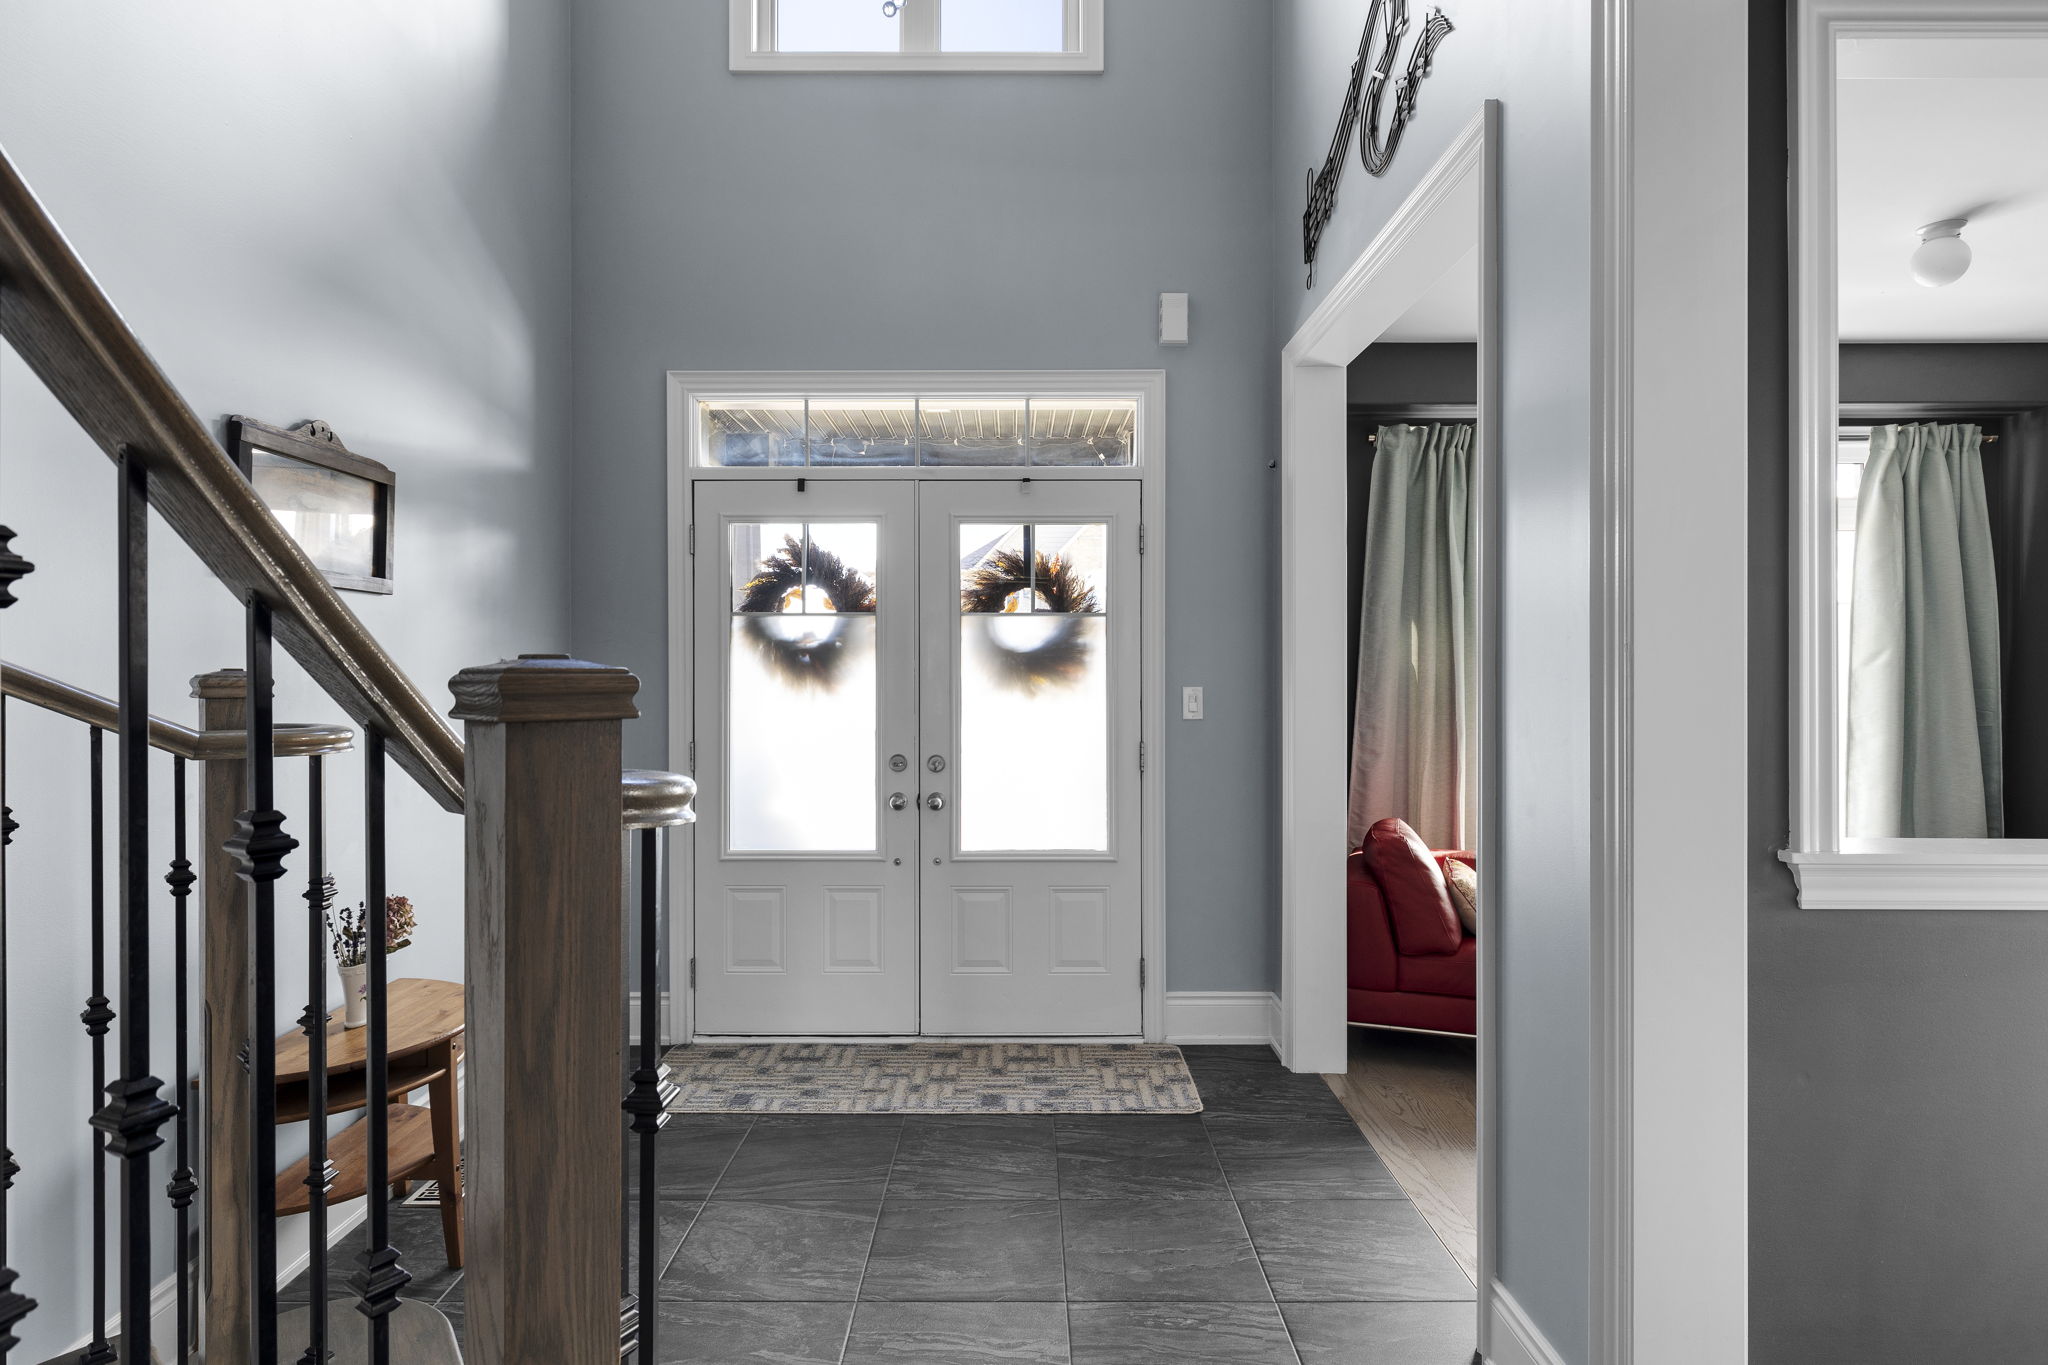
[227,415,396,594]
[1786,0,2048,907]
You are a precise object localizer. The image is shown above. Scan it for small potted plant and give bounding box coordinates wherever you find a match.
[321,875,417,1029]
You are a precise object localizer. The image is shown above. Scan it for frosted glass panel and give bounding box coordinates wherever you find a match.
[700,398,804,467]
[942,0,1066,51]
[1028,398,1135,466]
[777,0,900,51]
[959,523,1107,614]
[957,615,1108,853]
[727,519,880,853]
[809,398,915,466]
[922,400,1026,465]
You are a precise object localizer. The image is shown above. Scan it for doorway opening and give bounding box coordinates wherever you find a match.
[1278,104,1501,1352]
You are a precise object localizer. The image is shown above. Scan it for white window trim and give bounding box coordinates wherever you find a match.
[729,0,1103,73]
[1786,0,2048,910]
[665,369,1166,1042]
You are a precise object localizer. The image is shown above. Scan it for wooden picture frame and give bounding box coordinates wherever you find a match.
[226,416,396,594]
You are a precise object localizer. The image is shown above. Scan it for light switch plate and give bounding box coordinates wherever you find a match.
[1182,686,1204,720]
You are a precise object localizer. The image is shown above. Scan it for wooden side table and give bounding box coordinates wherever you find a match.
[273,977,465,1267]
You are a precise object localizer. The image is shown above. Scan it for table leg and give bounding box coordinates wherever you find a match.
[429,1039,465,1268]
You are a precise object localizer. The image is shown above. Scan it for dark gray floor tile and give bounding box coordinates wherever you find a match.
[1181,1052,1352,1122]
[1061,1199,1270,1302]
[844,1302,1070,1363]
[1055,1116,1231,1200]
[1203,1116,1404,1200]
[1238,1201,1473,1302]
[652,1300,854,1365]
[862,1199,1066,1301]
[888,1117,1060,1200]
[650,1118,755,1197]
[711,1118,903,1201]
[659,1200,879,1300]
[1067,1302,1298,1364]
[1280,1301,1478,1364]
[626,1201,704,1286]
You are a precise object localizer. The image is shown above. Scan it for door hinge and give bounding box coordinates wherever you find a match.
[688,523,696,555]
[1139,958,1147,989]
[688,739,697,770]
[1138,739,1146,774]
[688,957,697,988]
[1138,523,1147,555]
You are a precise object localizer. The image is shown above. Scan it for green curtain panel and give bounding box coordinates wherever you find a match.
[1846,422,2004,838]
[1347,422,1476,852]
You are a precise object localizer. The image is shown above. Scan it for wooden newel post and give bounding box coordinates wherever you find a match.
[450,654,639,1365]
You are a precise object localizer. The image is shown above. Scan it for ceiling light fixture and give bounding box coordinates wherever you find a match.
[1910,218,1972,288]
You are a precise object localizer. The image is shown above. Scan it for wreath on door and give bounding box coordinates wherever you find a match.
[737,535,876,685]
[961,549,1100,691]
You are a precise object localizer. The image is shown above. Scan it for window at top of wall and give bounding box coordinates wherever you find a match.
[733,0,1101,72]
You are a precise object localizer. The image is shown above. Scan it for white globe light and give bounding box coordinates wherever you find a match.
[1910,219,1972,288]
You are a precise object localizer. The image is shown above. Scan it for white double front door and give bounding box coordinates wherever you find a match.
[691,479,1142,1037]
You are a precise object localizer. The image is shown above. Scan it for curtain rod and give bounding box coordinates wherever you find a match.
[1837,430,1998,444]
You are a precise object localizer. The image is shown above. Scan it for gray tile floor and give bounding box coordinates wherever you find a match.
[284,1046,1476,1364]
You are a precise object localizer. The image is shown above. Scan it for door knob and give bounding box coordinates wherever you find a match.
[925,792,947,811]
[888,792,908,812]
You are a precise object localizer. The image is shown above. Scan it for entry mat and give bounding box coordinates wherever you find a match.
[660,1041,1203,1115]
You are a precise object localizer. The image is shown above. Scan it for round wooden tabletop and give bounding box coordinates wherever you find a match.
[273,976,463,1084]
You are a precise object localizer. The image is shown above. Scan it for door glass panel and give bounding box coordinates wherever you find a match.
[727,521,880,852]
[956,521,1111,853]
[809,398,916,466]
[1027,398,1136,466]
[922,399,1027,466]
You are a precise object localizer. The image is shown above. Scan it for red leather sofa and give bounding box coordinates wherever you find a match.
[1347,817,1476,1035]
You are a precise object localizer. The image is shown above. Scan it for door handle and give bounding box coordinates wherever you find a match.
[925,792,947,811]
[888,792,908,812]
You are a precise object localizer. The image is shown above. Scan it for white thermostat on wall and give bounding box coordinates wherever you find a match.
[1159,292,1189,346]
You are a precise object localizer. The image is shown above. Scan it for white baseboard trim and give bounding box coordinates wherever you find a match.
[1487,1281,1567,1365]
[1163,991,1282,1047]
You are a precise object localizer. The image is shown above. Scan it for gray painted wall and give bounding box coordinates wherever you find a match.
[1276,3,1595,1358]
[1750,8,2048,1355]
[0,3,572,1351]
[567,1,1280,994]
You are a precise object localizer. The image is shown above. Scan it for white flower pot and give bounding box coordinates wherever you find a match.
[339,962,369,1029]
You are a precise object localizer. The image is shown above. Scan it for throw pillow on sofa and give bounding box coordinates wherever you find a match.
[1441,858,1478,937]
[1361,817,1463,955]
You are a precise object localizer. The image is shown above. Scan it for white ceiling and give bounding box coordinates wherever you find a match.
[1838,37,2048,341]
[1379,246,1478,342]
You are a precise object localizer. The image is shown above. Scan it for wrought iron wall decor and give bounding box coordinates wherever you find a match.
[1302,0,1455,287]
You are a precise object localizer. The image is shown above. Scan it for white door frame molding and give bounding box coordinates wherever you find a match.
[1276,99,1499,1349]
[1593,0,1748,1358]
[665,370,1169,1043]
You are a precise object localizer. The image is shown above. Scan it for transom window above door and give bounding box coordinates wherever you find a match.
[693,391,1139,468]
[729,0,1103,72]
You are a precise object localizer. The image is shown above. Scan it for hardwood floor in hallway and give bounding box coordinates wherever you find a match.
[1321,1028,1479,1286]
[280,1046,1479,1363]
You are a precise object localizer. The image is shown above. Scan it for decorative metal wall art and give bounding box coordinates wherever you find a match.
[1302,0,1455,287]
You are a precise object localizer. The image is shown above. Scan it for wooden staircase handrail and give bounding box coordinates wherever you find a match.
[1,660,355,760]
[0,143,464,810]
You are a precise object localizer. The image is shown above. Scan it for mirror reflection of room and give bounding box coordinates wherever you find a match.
[1835,34,2048,839]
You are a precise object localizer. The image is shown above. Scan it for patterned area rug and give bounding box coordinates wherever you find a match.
[661,1041,1203,1115]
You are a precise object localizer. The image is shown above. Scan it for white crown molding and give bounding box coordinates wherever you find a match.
[1488,1282,1569,1365]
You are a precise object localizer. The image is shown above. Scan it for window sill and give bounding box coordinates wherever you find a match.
[1781,840,2048,910]
[729,50,1102,74]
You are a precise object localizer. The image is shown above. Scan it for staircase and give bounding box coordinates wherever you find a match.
[0,143,692,1364]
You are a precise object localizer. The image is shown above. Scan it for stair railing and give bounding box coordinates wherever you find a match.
[0,139,691,1365]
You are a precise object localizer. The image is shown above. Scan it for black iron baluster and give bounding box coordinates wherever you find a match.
[0,695,37,1353]
[96,449,177,1365]
[298,756,333,1365]
[80,724,116,1365]
[164,759,198,1365]
[351,730,406,1360]
[227,597,296,1365]
[622,827,674,1365]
